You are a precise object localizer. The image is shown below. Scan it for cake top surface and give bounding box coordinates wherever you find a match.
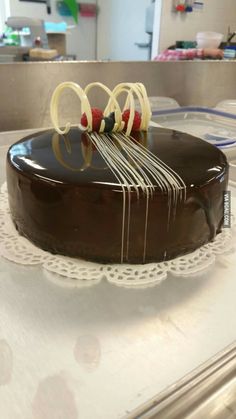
[8,127,227,190]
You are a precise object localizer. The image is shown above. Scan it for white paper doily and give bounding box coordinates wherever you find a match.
[0,182,234,289]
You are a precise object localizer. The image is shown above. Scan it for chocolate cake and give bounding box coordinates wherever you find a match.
[6,126,228,264]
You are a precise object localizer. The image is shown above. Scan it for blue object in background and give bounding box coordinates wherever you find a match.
[56,1,72,17]
[225,46,236,50]
[44,21,68,32]
[224,49,236,59]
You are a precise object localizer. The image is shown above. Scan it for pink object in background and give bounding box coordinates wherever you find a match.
[79,3,97,17]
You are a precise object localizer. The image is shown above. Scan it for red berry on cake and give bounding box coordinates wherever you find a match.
[122,109,141,132]
[81,108,103,132]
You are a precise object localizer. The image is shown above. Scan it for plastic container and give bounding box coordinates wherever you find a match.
[215,100,236,114]
[135,96,180,112]
[223,146,236,186]
[224,49,236,59]
[151,106,236,149]
[196,31,223,49]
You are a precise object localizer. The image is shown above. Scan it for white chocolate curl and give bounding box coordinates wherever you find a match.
[50,82,152,136]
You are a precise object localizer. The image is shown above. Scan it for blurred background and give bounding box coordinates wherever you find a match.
[1,0,236,62]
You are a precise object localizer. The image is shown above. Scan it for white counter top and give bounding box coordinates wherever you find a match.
[0,130,236,419]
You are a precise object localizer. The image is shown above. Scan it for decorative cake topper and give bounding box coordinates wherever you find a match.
[50,82,152,136]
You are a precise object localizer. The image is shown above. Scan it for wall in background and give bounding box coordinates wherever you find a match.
[151,0,162,59]
[156,0,236,53]
[4,0,97,59]
[0,0,11,33]
[97,0,150,61]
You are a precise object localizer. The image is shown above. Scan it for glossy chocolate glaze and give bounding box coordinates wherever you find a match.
[6,127,228,263]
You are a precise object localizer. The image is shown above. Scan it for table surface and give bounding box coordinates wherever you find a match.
[0,129,236,419]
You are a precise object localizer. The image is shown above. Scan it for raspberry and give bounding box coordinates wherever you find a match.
[122,109,141,132]
[81,108,103,132]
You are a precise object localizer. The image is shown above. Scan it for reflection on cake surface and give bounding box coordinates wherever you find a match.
[6,126,228,264]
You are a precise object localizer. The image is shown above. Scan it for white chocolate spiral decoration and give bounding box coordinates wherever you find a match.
[50,82,93,135]
[50,81,151,136]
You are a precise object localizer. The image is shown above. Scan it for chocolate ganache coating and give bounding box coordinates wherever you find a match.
[6,127,228,264]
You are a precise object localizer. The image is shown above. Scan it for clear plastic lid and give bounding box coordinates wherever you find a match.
[215,100,236,114]
[152,106,236,149]
[135,96,180,112]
